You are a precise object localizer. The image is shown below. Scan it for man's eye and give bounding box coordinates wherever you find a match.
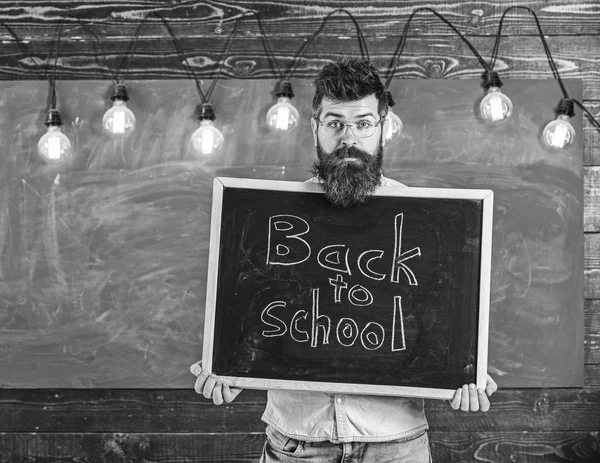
[357,120,373,129]
[326,121,342,129]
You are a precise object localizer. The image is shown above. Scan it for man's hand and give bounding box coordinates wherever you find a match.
[449,373,498,412]
[190,361,243,405]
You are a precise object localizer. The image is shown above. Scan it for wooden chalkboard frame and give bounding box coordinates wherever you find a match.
[202,177,493,400]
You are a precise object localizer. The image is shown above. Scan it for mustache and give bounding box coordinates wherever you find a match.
[331,145,372,161]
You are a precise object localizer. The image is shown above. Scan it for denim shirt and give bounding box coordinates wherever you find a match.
[262,390,428,443]
[261,175,429,443]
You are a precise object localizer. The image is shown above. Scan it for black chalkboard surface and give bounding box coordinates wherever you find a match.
[203,177,493,399]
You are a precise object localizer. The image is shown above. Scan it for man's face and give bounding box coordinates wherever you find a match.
[310,94,388,208]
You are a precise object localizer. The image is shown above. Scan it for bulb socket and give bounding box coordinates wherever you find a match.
[557,98,575,117]
[484,71,503,89]
[384,90,396,108]
[44,109,62,127]
[111,84,130,102]
[275,80,294,99]
[199,103,216,121]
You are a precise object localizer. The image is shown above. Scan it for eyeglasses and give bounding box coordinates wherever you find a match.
[314,117,385,138]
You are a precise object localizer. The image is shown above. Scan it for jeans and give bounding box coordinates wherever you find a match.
[260,425,432,463]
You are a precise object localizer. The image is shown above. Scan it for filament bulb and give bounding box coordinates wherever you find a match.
[38,109,73,163]
[267,96,299,132]
[480,86,513,123]
[543,116,575,149]
[103,100,136,137]
[191,104,224,156]
[103,83,136,137]
[267,81,300,132]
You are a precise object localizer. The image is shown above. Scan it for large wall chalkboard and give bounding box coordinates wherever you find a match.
[203,178,493,399]
[0,79,582,388]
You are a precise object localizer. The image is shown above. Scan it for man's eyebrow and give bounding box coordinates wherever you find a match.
[321,111,377,119]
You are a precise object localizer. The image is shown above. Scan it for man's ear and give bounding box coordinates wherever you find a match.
[310,117,318,147]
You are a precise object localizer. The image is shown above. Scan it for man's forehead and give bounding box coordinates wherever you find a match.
[320,94,378,118]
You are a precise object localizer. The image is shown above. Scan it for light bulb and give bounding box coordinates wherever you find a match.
[191,120,224,156]
[191,103,224,156]
[479,71,512,123]
[385,107,403,141]
[37,109,73,164]
[480,86,513,123]
[542,99,576,149]
[103,83,136,138]
[267,80,300,132]
[103,100,136,137]
[267,96,299,132]
[382,91,403,141]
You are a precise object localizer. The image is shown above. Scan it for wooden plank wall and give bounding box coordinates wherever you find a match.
[0,1,599,461]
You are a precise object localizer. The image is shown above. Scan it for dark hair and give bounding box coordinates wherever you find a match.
[312,57,388,118]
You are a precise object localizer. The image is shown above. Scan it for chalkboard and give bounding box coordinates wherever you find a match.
[0,79,582,388]
[202,177,493,400]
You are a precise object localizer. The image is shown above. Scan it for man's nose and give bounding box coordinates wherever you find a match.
[340,125,359,146]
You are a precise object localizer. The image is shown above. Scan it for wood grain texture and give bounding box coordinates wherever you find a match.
[0,36,599,98]
[0,431,598,462]
[428,431,600,463]
[1,388,599,433]
[0,0,599,37]
[586,300,600,364]
[585,167,600,231]
[0,432,266,463]
[585,234,600,299]
[584,365,600,388]
[583,102,600,165]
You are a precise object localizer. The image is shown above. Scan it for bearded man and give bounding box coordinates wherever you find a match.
[192,57,497,463]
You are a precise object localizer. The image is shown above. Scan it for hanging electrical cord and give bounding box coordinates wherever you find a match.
[67,16,119,82]
[60,15,137,138]
[488,5,600,146]
[287,8,369,80]
[263,8,370,133]
[219,10,285,82]
[153,11,243,155]
[208,10,302,132]
[36,14,73,163]
[383,7,498,134]
[385,7,514,124]
[0,21,41,76]
[489,7,568,98]
[384,6,491,90]
[116,13,150,84]
[48,15,69,111]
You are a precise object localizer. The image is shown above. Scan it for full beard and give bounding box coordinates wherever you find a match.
[310,140,384,208]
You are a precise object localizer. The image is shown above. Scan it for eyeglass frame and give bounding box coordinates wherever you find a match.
[313,116,386,139]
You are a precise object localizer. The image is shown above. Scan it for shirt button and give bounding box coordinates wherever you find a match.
[336,397,342,404]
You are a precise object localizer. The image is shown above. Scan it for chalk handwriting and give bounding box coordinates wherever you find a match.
[261,213,418,352]
[391,213,421,285]
[266,214,311,266]
[260,288,407,352]
[317,244,352,275]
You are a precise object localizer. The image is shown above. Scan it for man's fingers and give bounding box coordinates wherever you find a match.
[212,382,224,405]
[203,375,218,400]
[460,385,470,411]
[486,374,498,396]
[190,361,202,377]
[449,388,462,410]
[478,389,491,412]
[194,372,208,395]
[223,384,242,403]
[468,384,479,412]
